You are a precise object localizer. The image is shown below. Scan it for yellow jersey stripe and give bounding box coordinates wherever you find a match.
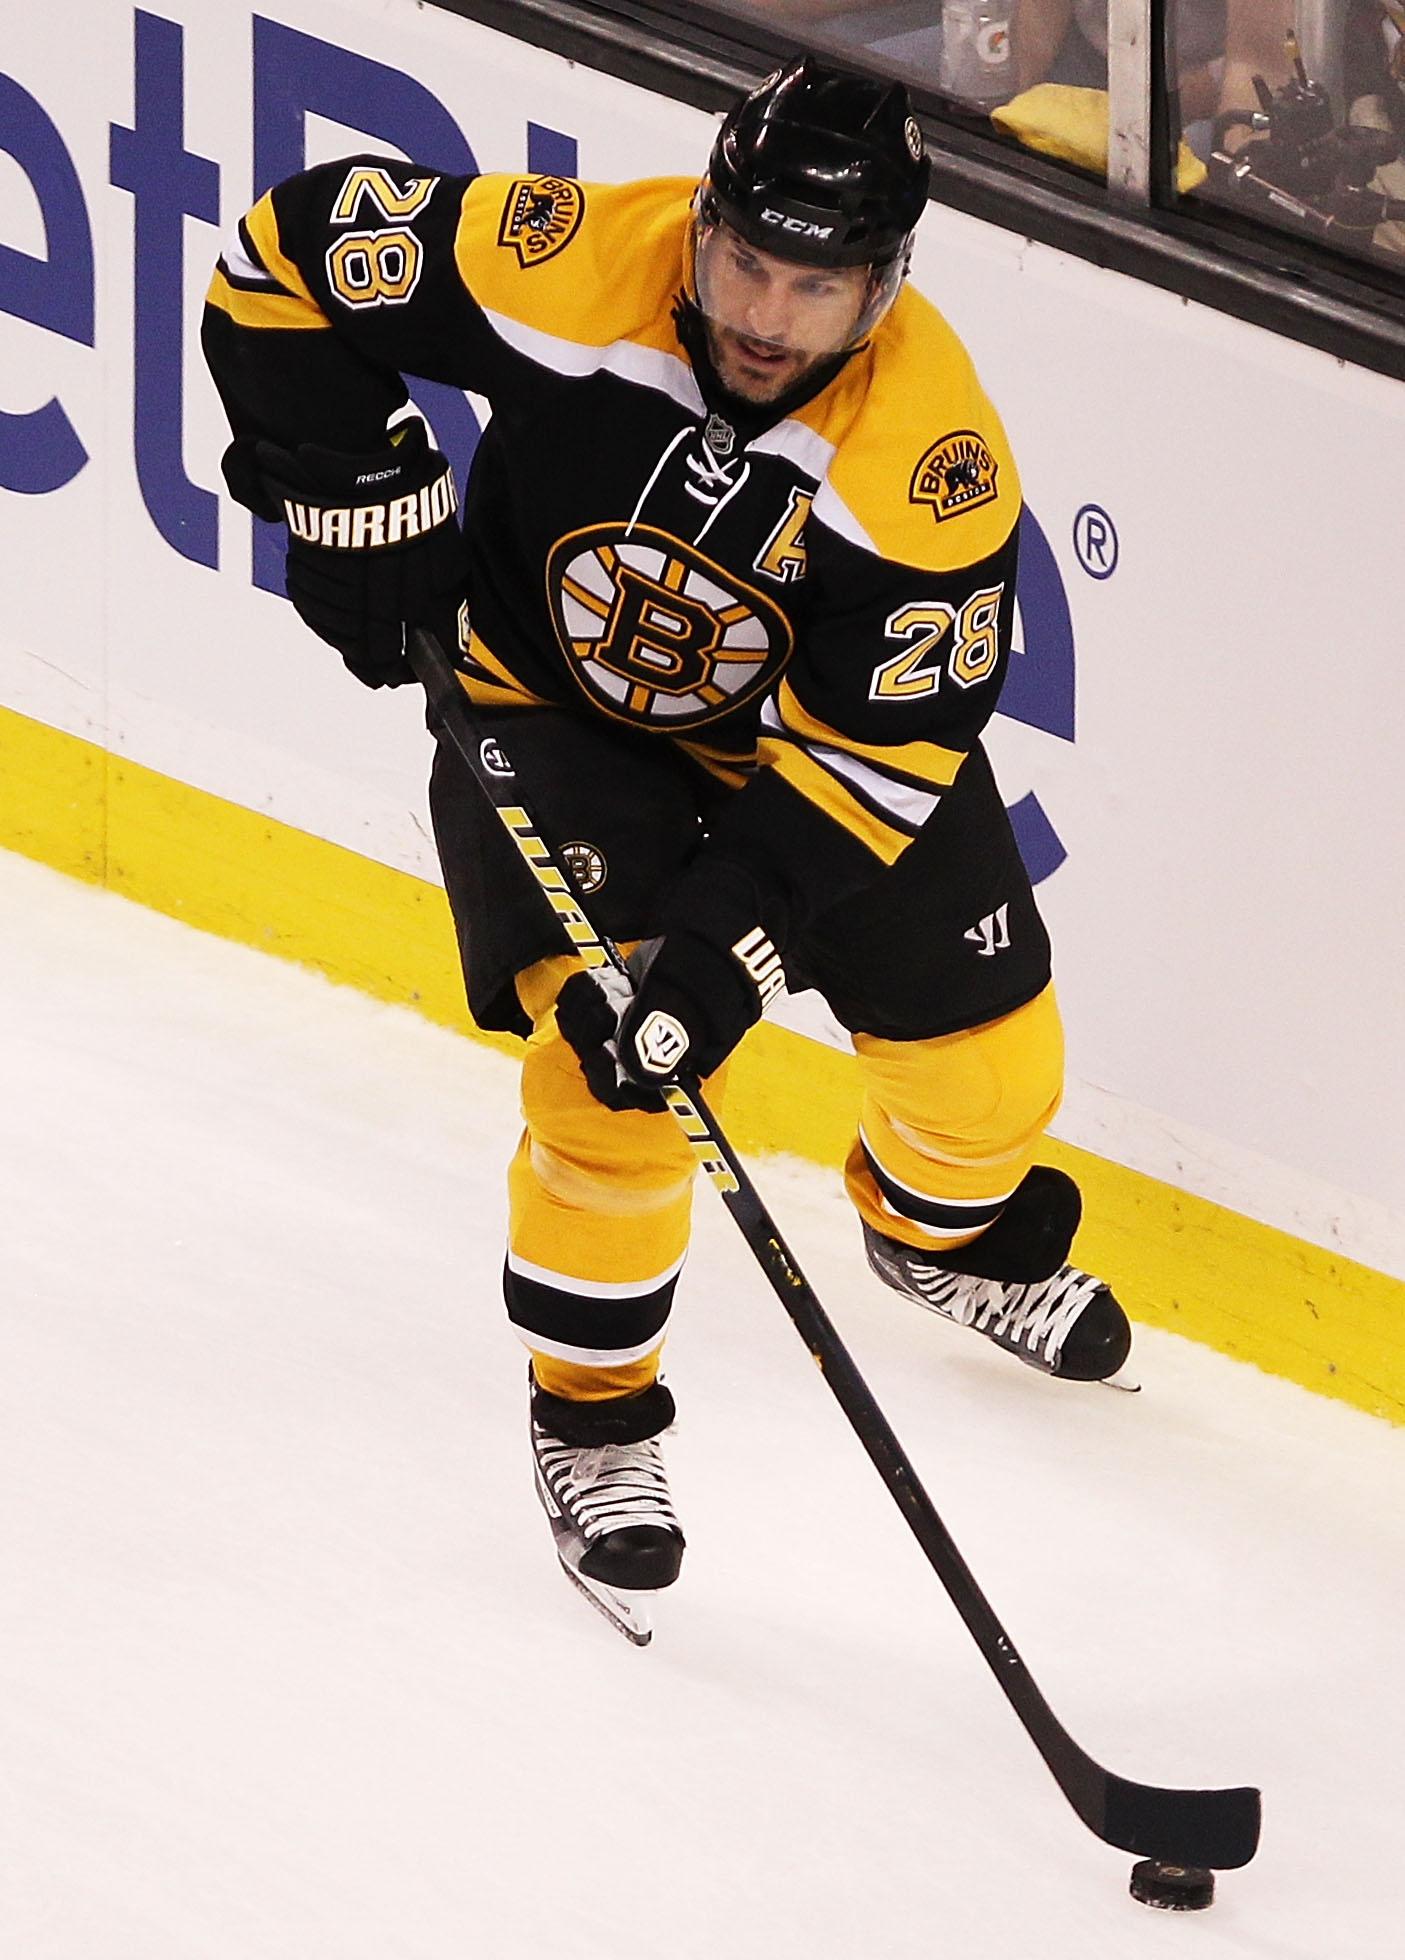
[243,195,325,314]
[781,286,1022,573]
[674,745,751,789]
[456,658,549,712]
[205,267,330,333]
[456,673,546,710]
[773,680,965,789]
[453,175,689,363]
[757,738,910,866]
[462,632,551,704]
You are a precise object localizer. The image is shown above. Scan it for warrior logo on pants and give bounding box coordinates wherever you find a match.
[546,523,793,729]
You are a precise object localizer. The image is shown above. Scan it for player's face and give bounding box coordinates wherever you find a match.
[695,225,872,404]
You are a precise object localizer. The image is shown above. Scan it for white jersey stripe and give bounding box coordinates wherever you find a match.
[480,307,705,415]
[859,1123,1020,1209]
[506,1247,687,1300]
[761,698,941,830]
[810,478,879,556]
[474,314,877,556]
[219,219,278,288]
[750,421,875,553]
[808,742,941,829]
[515,1327,670,1367]
[749,417,836,480]
[874,1192,990,1240]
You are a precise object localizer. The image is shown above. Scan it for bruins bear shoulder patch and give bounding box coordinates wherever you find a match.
[498,176,585,268]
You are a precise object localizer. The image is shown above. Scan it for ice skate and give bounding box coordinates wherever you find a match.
[864,1223,1134,1382]
[861,1165,1134,1384]
[529,1373,685,1645]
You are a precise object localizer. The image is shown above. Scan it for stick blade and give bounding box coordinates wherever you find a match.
[1100,1774,1261,1870]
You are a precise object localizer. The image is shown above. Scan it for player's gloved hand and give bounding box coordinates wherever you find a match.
[555,862,786,1111]
[235,420,466,687]
[555,960,664,1112]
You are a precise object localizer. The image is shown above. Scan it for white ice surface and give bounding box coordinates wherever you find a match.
[2,846,1402,1957]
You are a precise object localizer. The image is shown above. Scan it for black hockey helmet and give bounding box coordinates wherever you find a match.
[703,57,931,270]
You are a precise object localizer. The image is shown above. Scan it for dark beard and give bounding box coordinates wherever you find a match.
[671,294,855,444]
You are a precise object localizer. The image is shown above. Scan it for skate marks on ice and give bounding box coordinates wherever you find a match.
[2,848,1405,1956]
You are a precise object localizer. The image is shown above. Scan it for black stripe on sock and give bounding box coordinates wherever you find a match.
[861,1138,1008,1236]
[504,1260,678,1355]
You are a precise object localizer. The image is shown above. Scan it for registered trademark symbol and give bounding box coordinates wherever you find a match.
[1072,504,1119,579]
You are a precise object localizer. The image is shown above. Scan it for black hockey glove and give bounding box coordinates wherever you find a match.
[233,421,467,688]
[555,862,786,1111]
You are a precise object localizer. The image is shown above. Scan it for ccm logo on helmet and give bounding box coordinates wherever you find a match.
[759,207,835,240]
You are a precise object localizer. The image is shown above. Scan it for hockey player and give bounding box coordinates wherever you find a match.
[203,57,1132,1628]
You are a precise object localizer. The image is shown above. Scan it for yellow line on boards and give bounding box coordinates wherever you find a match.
[3,698,1402,1424]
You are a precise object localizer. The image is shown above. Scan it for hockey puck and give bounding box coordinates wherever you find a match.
[1129,1860,1215,1911]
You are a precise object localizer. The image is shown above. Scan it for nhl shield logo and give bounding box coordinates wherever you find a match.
[704,413,736,458]
[910,430,1000,522]
[498,176,584,268]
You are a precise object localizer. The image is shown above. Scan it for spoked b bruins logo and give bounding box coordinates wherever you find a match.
[546,524,794,729]
[498,176,584,268]
[560,841,607,895]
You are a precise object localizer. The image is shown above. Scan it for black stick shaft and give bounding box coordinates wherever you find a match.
[409,627,1260,1872]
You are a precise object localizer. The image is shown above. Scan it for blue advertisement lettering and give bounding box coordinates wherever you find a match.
[0,71,93,495]
[1002,506,1075,882]
[110,10,221,568]
[527,123,578,178]
[250,16,484,594]
[252,16,480,186]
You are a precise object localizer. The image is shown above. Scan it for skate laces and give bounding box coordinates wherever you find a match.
[905,1260,1105,1368]
[533,1430,680,1543]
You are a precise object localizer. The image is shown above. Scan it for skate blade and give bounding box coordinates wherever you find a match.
[1099,1364,1142,1393]
[557,1553,654,1647]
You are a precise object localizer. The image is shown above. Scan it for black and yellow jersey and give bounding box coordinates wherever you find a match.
[203,158,1022,929]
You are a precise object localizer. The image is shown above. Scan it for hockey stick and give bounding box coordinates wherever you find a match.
[409,626,1261,1874]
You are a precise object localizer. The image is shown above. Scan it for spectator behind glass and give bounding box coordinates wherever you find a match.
[709,3,951,95]
[713,0,1405,259]
[1213,0,1296,139]
[1343,0,1405,251]
[1199,4,1395,260]
[1012,0,1295,129]
[714,0,1297,129]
